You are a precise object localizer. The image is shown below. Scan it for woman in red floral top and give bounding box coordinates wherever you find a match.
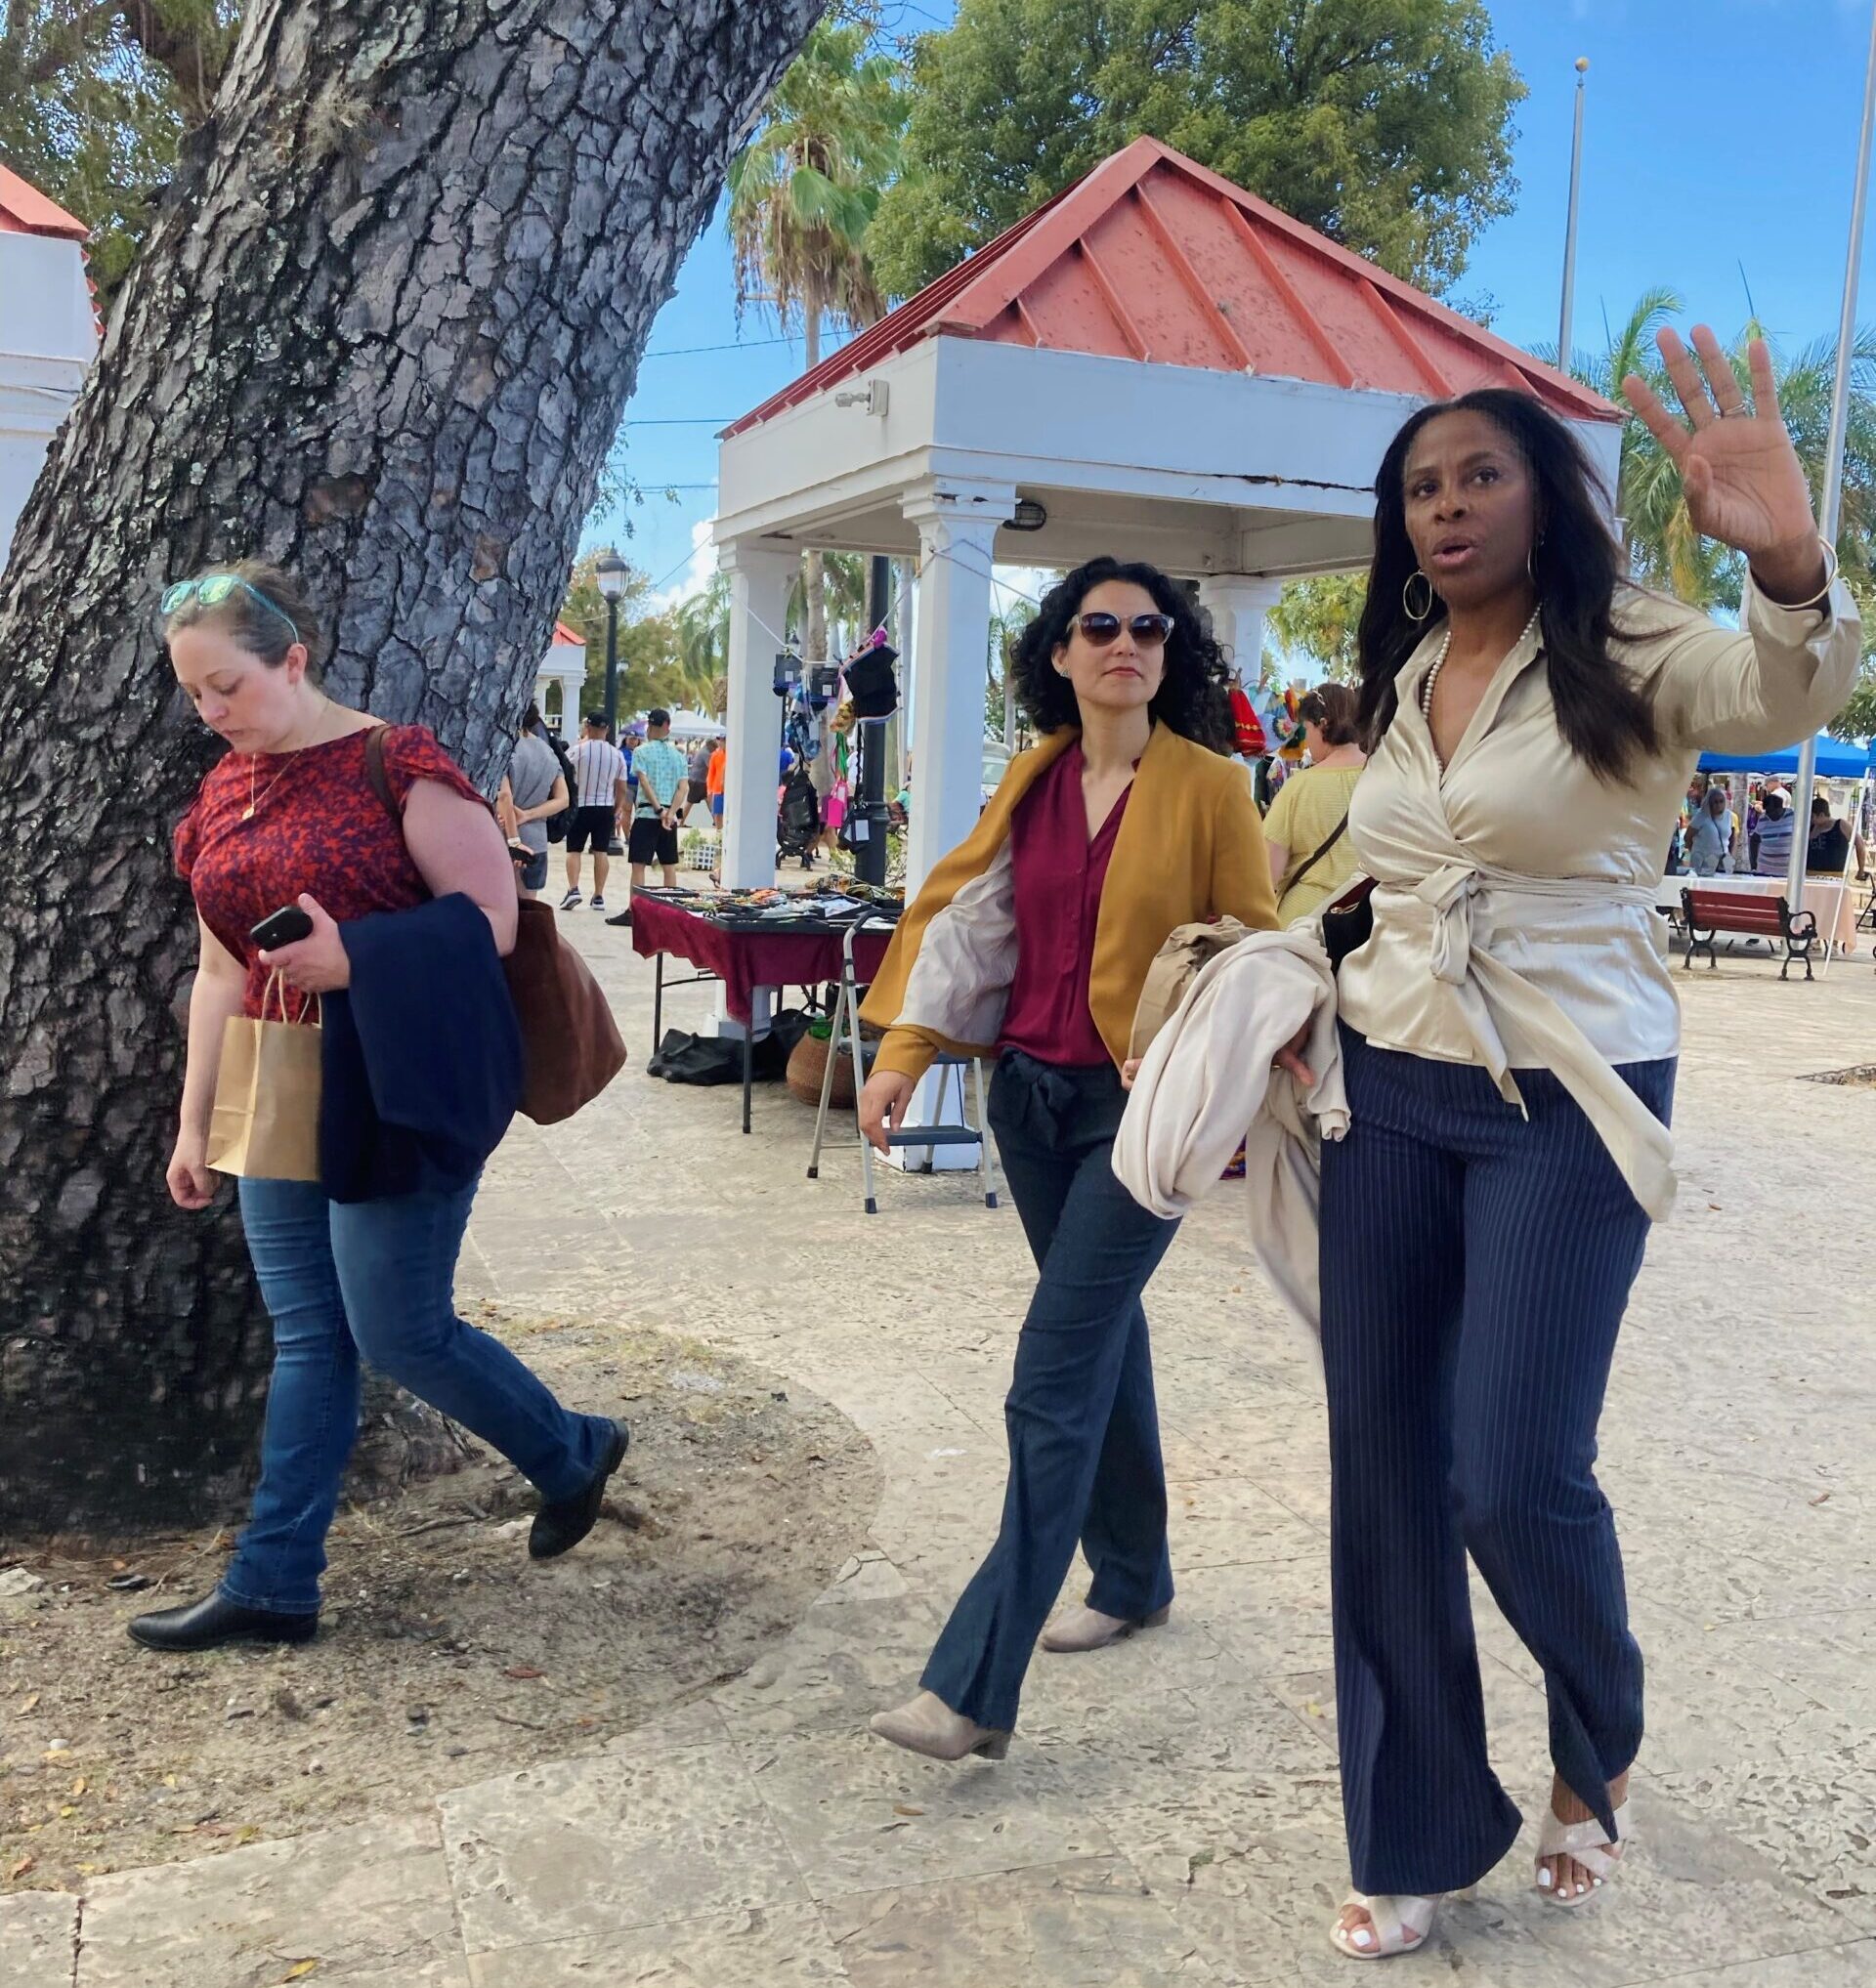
[133,561,627,1656]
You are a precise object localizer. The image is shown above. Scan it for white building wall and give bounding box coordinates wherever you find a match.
[0,233,99,570]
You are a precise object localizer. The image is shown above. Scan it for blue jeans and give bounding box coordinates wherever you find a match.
[223,1176,613,1614]
[921,1052,1180,1730]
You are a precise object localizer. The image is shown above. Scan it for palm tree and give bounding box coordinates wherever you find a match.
[789,550,871,661]
[1542,288,1726,607]
[728,21,906,665]
[673,576,731,714]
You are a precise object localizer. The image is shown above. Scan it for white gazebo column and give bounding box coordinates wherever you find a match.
[1198,575,1285,684]
[901,482,1014,894]
[893,484,1012,1170]
[719,539,797,891]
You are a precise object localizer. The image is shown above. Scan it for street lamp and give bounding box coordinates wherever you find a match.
[594,546,628,739]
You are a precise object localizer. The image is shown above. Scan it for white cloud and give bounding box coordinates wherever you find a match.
[651,517,717,613]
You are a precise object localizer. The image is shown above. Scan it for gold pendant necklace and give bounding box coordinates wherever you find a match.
[241,698,331,821]
[242,760,293,822]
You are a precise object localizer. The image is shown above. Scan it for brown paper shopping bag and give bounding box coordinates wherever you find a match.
[205,975,323,1182]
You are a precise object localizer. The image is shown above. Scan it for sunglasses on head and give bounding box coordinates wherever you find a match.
[160,573,301,643]
[1074,611,1174,648]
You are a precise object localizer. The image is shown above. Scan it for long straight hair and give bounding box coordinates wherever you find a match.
[1354,389,1658,781]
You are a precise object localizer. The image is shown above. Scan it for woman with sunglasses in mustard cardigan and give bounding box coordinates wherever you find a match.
[858,555,1299,1762]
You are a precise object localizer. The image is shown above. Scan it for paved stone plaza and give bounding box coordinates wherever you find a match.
[10,891,1876,1986]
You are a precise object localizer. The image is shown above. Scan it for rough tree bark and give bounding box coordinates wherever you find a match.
[0,0,827,1535]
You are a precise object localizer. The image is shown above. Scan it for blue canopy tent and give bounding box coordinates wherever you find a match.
[1697,733,1873,779]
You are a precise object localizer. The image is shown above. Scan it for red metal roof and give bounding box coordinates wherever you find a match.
[726,138,1617,436]
[551,620,585,647]
[0,164,89,241]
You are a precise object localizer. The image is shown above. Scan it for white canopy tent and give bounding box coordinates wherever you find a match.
[711,138,1621,906]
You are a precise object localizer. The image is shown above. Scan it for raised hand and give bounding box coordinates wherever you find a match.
[1623,326,1827,601]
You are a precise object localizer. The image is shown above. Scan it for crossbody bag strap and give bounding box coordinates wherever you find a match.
[362,725,402,831]
[1281,811,1350,897]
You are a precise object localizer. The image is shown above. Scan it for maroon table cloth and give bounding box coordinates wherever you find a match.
[629,896,894,1027]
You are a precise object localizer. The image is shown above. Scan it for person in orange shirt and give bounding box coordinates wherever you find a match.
[705,737,726,824]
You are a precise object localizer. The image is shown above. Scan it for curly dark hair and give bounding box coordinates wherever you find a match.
[1010,557,1234,754]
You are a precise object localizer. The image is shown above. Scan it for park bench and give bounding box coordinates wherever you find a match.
[1680,886,1818,981]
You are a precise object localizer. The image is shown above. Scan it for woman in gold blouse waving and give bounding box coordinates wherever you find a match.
[1322,328,1856,1961]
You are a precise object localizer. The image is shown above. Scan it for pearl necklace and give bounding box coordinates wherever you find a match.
[1419,606,1543,761]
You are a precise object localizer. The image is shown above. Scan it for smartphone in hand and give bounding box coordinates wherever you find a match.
[250,904,315,950]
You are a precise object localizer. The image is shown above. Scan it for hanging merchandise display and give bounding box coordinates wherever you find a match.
[845,629,899,719]
[1228,682,1267,757]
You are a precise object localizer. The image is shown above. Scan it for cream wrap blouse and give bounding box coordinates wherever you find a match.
[1336,576,1862,1219]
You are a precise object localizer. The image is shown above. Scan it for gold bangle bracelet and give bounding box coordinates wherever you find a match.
[1759,534,1839,613]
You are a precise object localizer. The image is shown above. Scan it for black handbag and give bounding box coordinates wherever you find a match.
[1321,876,1377,973]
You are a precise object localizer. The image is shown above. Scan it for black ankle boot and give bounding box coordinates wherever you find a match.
[530,1420,629,1560]
[128,1589,319,1652]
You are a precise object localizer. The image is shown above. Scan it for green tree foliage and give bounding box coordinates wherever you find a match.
[673,573,732,714]
[729,20,906,661]
[0,0,236,294]
[1268,572,1366,684]
[869,0,1524,301]
[559,550,690,719]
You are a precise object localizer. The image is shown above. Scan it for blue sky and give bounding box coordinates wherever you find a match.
[592,0,1876,604]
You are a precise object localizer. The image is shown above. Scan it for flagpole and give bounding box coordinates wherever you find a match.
[1787,1,1876,915]
[1557,58,1590,365]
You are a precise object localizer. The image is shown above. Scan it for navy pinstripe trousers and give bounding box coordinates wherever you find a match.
[1319,1028,1675,1897]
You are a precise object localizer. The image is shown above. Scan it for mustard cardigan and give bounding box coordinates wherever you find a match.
[862,723,1279,1081]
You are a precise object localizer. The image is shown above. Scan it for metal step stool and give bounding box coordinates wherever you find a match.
[807,914,998,1215]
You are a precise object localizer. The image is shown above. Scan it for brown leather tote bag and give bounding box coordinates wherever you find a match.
[364,728,626,1123]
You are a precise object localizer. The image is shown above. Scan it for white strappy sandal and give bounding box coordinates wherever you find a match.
[1329,1891,1438,1960]
[1534,1799,1630,1907]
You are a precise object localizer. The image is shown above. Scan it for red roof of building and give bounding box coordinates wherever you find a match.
[0,164,89,241]
[726,138,1616,436]
[551,620,585,647]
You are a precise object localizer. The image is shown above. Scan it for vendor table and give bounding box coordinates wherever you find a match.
[1656,872,1858,958]
[628,891,898,1132]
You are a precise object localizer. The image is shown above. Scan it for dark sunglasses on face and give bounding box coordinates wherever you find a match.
[1075,611,1174,648]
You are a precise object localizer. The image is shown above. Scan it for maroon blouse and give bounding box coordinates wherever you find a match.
[174,725,484,1022]
[1000,741,1132,1068]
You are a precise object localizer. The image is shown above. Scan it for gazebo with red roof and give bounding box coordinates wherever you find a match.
[710,137,1619,898]
[533,618,590,738]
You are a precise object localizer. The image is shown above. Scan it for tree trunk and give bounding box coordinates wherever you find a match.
[0,0,827,1537]
[801,309,828,664]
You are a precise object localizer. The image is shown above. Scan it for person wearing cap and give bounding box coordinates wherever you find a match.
[624,708,689,911]
[1751,786,1796,876]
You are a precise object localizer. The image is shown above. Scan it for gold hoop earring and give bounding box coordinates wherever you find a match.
[1403,570,1435,622]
